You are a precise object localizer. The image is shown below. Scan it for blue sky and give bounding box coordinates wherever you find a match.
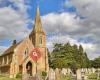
[27,0,76,20]
[0,0,76,46]
[0,0,100,59]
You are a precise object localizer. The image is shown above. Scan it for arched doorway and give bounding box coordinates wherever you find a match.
[26,61,32,76]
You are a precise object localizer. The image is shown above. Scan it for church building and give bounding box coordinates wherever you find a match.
[0,7,49,78]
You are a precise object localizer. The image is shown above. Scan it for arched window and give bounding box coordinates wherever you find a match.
[39,36,42,45]
[24,48,28,58]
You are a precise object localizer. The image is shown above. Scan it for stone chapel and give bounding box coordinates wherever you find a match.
[0,6,49,78]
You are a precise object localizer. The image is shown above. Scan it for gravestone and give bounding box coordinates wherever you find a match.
[68,68,72,75]
[55,68,60,80]
[76,69,82,80]
[92,68,96,73]
[48,68,55,80]
[61,68,68,75]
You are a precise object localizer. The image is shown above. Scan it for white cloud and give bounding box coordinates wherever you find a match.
[42,11,100,59]
[0,0,31,53]
[66,0,100,59]
[43,0,100,59]
[42,13,82,33]
[9,0,30,14]
[69,0,100,20]
[0,0,30,40]
[0,7,30,40]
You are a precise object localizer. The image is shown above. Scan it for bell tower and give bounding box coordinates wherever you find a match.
[29,6,46,48]
[29,6,49,73]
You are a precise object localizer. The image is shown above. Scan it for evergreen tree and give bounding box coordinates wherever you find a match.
[92,56,100,68]
[49,43,90,69]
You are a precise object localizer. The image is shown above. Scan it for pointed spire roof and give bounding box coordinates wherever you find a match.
[33,6,43,32]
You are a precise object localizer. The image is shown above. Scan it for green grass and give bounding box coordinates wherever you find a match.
[60,74,72,80]
[0,76,21,80]
[87,73,100,80]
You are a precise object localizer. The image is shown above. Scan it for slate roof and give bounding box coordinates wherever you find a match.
[0,40,22,57]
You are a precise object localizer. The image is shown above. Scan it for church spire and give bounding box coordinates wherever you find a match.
[33,6,43,32]
[29,6,46,47]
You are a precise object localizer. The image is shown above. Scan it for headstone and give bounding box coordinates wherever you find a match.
[61,68,67,75]
[48,68,55,80]
[85,68,88,74]
[76,69,82,80]
[68,68,72,75]
[92,68,95,73]
[55,68,60,80]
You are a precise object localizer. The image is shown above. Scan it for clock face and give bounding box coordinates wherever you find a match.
[29,48,42,62]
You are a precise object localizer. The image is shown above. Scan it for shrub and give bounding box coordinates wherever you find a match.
[16,73,22,78]
[41,71,47,80]
[41,71,47,77]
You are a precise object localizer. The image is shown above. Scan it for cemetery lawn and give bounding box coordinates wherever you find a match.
[60,75,72,80]
[0,75,21,80]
